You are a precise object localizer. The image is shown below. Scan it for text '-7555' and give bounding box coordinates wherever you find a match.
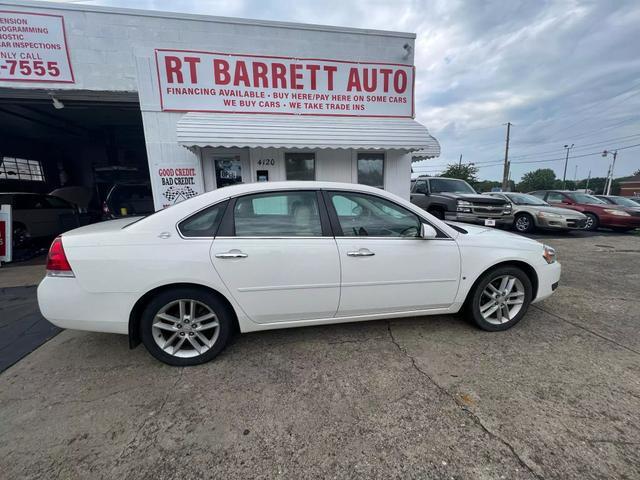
[0,60,61,77]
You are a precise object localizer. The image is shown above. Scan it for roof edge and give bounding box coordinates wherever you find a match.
[1,0,416,39]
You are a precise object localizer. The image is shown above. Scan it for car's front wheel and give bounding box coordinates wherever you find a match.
[583,213,599,231]
[514,213,535,233]
[140,288,233,366]
[467,266,533,331]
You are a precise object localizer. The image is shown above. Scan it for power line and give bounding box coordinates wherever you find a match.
[509,132,640,159]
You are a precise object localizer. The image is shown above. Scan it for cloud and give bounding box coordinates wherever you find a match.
[50,0,640,181]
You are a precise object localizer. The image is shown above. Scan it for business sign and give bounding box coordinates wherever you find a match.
[0,204,12,264]
[156,166,202,209]
[155,49,414,118]
[0,10,74,83]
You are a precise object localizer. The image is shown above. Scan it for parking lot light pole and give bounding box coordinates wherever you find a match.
[602,150,618,195]
[562,144,574,189]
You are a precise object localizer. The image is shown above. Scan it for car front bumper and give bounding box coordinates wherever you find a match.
[532,261,562,304]
[536,216,586,230]
[445,213,514,227]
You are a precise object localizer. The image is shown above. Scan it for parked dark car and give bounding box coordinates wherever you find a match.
[410,177,513,227]
[529,190,640,232]
[0,192,79,247]
[102,183,154,219]
[596,195,640,213]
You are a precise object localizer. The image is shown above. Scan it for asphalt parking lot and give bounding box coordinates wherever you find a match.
[0,231,639,479]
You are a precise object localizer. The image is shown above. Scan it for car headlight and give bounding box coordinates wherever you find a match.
[457,200,473,213]
[503,203,512,214]
[537,211,561,218]
[604,209,630,217]
[542,244,557,264]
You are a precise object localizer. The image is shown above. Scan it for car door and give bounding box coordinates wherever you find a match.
[13,195,52,237]
[211,189,341,324]
[325,190,461,317]
[409,179,430,210]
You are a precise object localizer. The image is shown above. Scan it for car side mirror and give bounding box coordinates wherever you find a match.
[420,223,438,239]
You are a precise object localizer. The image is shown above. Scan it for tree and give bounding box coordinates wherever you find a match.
[440,163,479,184]
[517,168,556,192]
[633,169,640,177]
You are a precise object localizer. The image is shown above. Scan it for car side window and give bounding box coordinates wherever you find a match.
[179,201,228,237]
[45,196,72,209]
[414,180,428,194]
[546,192,564,204]
[329,191,421,237]
[14,195,44,210]
[234,191,322,237]
[529,191,545,200]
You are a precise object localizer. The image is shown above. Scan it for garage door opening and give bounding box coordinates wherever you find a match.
[0,89,150,255]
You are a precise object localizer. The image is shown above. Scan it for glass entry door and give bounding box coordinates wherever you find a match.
[214,155,243,188]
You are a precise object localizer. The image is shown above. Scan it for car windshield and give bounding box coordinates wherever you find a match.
[429,178,476,194]
[504,193,548,206]
[566,193,606,204]
[607,196,639,207]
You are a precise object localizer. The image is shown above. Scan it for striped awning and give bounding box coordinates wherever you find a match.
[176,113,439,152]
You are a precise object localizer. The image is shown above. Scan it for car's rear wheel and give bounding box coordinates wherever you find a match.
[467,266,533,331]
[140,288,233,366]
[583,213,599,231]
[514,213,535,233]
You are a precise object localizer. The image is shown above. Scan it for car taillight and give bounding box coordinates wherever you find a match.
[46,236,75,277]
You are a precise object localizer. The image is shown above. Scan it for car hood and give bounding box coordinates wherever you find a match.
[436,193,505,204]
[448,222,543,251]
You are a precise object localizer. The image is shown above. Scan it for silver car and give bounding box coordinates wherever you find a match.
[485,192,587,233]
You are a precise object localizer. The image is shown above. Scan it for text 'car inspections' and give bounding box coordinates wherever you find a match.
[155,49,414,116]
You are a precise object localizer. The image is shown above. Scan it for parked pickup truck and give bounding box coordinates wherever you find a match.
[410,176,514,227]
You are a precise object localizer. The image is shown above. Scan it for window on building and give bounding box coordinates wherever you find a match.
[234,191,322,236]
[357,153,384,188]
[0,157,44,182]
[285,153,315,181]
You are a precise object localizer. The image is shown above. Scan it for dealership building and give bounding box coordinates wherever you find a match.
[0,0,439,212]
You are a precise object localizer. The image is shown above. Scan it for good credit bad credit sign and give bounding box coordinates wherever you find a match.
[155,49,414,117]
[0,10,74,83]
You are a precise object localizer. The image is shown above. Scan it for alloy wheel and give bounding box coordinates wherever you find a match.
[152,299,220,358]
[479,275,525,325]
[515,216,531,232]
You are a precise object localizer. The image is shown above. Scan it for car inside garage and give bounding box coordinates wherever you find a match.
[0,88,151,254]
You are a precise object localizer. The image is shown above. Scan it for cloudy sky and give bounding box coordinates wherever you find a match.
[52,0,640,182]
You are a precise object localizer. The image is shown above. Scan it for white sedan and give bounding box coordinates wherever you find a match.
[38,181,561,366]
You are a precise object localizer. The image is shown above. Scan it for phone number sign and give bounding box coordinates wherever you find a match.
[0,10,74,83]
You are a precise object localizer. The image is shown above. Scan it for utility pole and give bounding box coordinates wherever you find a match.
[602,150,618,195]
[585,169,591,192]
[562,144,575,189]
[604,164,611,195]
[501,122,511,191]
[458,154,462,167]
[574,165,578,185]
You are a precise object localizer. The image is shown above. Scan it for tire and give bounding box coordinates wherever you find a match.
[466,266,533,332]
[583,213,599,231]
[428,207,445,220]
[12,223,31,249]
[513,213,535,233]
[140,287,233,366]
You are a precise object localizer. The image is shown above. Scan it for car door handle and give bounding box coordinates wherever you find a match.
[347,249,375,257]
[215,250,248,259]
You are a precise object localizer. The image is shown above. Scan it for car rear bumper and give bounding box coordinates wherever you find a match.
[532,261,561,304]
[37,276,133,334]
[445,213,514,227]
